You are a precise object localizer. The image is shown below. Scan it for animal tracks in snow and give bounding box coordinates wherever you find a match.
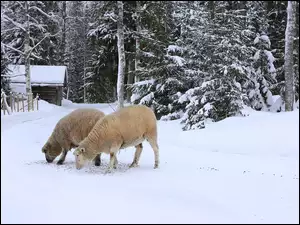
[25,160,131,175]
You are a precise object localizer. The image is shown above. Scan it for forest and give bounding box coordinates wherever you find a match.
[1,1,299,130]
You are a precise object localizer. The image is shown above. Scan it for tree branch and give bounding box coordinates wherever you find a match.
[1,43,25,55]
[28,34,49,55]
[2,14,26,32]
[29,5,57,22]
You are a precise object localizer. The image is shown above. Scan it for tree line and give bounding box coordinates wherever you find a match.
[1,1,299,130]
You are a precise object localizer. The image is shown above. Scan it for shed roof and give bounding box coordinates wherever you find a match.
[7,65,68,86]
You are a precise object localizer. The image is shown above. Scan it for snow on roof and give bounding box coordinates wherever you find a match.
[6,65,67,85]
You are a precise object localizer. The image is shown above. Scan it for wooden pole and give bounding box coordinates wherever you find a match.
[2,96,5,115]
[13,93,16,112]
[10,92,13,113]
[22,93,25,112]
[36,93,39,110]
[17,93,20,112]
[27,93,30,112]
[32,93,34,111]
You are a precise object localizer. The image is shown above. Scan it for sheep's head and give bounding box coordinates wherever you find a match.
[42,142,61,163]
[73,147,88,170]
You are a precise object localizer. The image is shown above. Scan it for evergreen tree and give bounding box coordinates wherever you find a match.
[85,1,118,103]
[1,44,10,93]
[67,1,86,103]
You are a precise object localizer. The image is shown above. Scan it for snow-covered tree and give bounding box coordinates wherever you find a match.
[66,1,87,103]
[1,44,10,93]
[84,1,118,103]
[1,1,60,110]
[251,32,276,111]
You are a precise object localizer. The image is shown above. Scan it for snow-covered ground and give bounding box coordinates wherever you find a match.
[1,100,299,224]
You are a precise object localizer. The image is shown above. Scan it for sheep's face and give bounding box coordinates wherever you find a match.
[73,147,88,170]
[42,143,61,163]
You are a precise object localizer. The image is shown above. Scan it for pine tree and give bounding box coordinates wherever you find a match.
[85,1,118,103]
[1,44,10,93]
[67,1,86,103]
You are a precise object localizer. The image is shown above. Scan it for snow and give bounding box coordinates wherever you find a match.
[178,93,188,103]
[134,79,155,86]
[1,101,299,224]
[9,83,26,93]
[264,50,276,74]
[254,34,271,49]
[6,65,67,89]
[203,102,212,111]
[130,93,140,103]
[167,45,184,53]
[260,34,271,48]
[254,35,260,45]
[295,99,299,109]
[270,95,284,112]
[168,55,185,67]
[253,50,260,61]
[201,80,213,88]
[223,66,228,75]
[140,92,154,104]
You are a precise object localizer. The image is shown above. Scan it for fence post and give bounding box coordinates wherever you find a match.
[22,93,25,112]
[36,93,39,111]
[2,95,5,115]
[13,92,16,112]
[31,93,34,111]
[17,93,20,112]
[27,93,30,112]
[10,92,13,113]
[1,90,12,115]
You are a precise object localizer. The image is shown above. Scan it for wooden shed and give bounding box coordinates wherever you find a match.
[7,65,68,106]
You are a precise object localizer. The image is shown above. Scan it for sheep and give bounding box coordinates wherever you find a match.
[73,104,159,172]
[41,108,113,166]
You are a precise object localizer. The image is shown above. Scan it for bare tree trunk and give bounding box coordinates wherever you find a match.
[284,1,296,111]
[83,4,87,103]
[61,1,68,100]
[24,1,32,111]
[117,1,125,109]
[134,1,141,83]
[62,1,67,64]
[126,59,134,102]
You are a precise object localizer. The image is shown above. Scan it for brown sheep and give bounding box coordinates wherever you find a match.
[41,108,113,166]
[73,104,159,172]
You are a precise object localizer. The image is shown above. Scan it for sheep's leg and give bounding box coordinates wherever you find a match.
[129,143,143,168]
[94,153,101,166]
[110,153,118,169]
[106,153,117,173]
[57,149,68,165]
[147,139,160,169]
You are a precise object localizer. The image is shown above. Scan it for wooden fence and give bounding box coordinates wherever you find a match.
[1,90,39,115]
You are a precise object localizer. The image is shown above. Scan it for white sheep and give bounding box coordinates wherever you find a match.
[41,108,112,166]
[73,105,159,172]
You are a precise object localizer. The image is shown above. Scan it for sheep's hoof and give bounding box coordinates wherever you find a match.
[57,160,64,165]
[129,163,138,168]
[154,164,159,169]
[105,168,113,174]
[94,161,101,167]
